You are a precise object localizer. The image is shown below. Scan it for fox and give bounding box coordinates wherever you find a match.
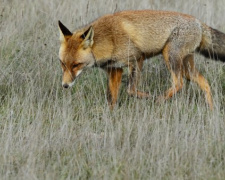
[58,10,225,110]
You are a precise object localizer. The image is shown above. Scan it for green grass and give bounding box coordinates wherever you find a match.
[0,0,225,179]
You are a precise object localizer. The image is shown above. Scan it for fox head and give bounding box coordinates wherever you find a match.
[58,21,95,88]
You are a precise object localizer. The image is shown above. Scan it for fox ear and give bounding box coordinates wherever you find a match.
[58,20,72,42]
[81,26,94,48]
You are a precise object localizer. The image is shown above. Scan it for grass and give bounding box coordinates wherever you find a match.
[0,0,225,179]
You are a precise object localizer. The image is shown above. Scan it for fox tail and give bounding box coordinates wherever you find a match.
[199,24,225,62]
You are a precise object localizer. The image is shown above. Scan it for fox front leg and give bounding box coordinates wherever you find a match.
[127,56,150,98]
[105,67,123,110]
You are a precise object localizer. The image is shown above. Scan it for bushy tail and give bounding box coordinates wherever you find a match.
[199,24,225,62]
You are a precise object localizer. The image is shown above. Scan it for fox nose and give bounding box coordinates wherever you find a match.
[63,84,69,88]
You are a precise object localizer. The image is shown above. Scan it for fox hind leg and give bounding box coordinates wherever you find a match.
[127,56,150,98]
[157,43,184,102]
[183,54,213,110]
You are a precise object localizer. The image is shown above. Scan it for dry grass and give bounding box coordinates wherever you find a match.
[0,0,225,179]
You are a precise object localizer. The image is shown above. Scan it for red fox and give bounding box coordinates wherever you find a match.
[58,10,225,110]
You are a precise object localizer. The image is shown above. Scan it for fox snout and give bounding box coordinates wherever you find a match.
[62,71,74,89]
[62,69,83,89]
[62,80,75,89]
[62,75,75,88]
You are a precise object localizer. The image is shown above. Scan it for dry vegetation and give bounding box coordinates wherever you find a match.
[0,0,225,179]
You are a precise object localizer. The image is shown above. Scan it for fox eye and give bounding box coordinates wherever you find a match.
[72,63,82,69]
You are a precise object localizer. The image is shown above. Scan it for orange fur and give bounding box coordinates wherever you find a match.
[105,68,123,109]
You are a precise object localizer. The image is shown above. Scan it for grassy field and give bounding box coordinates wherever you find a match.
[0,0,225,179]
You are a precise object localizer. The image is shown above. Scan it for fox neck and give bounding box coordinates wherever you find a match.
[91,38,114,66]
[90,50,98,67]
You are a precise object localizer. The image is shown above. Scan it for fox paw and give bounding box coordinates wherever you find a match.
[127,90,151,99]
